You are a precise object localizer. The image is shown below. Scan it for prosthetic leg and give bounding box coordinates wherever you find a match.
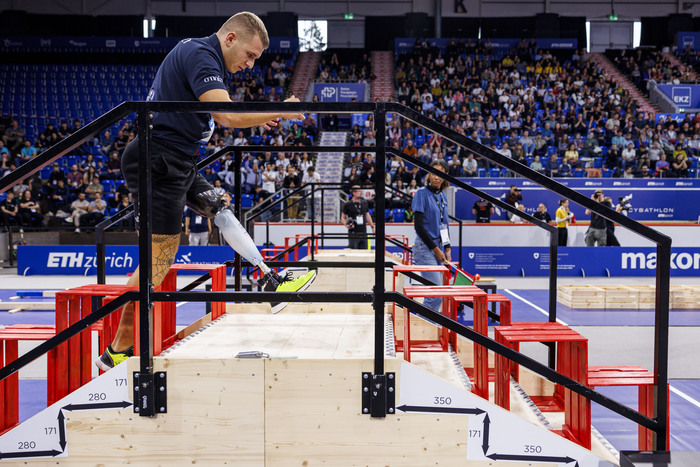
[187,189,316,313]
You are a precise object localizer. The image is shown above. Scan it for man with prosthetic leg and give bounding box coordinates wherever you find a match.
[96,12,316,371]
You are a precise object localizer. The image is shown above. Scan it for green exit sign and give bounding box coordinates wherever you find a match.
[608,13,619,21]
[344,13,354,20]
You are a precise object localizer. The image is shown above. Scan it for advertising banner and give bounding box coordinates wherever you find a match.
[657,84,700,109]
[17,245,236,276]
[454,178,700,221]
[678,32,700,51]
[313,83,366,102]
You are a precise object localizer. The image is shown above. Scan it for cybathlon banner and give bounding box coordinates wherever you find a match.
[313,83,365,102]
[17,245,236,276]
[459,247,700,277]
[455,178,700,221]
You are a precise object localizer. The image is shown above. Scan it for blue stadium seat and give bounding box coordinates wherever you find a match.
[593,158,604,169]
[477,168,486,178]
[392,208,405,223]
[574,169,586,178]
[488,168,500,178]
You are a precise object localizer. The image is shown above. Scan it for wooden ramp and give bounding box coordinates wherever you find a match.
[0,253,618,466]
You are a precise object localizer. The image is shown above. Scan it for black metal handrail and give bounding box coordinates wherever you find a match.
[0,100,671,449]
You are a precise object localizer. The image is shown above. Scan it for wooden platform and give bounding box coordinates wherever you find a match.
[558,284,695,309]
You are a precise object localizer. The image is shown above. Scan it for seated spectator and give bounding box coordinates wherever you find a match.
[639,164,653,178]
[564,144,580,168]
[18,139,38,164]
[65,192,90,231]
[621,143,636,169]
[81,191,107,230]
[18,189,43,228]
[655,153,670,176]
[84,176,105,200]
[557,157,573,177]
[671,153,689,178]
[462,153,478,176]
[530,155,545,173]
[105,151,122,180]
[0,191,20,231]
[49,179,71,216]
[3,119,25,153]
[533,203,552,222]
[622,166,635,179]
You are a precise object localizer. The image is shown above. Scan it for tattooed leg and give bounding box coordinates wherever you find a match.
[111,234,180,352]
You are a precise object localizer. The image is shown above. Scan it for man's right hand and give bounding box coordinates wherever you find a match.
[433,246,447,263]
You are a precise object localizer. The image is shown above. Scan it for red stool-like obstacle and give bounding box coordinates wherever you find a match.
[495,322,591,449]
[158,263,228,349]
[452,293,512,400]
[588,365,670,450]
[52,284,137,405]
[0,325,57,435]
[401,285,487,363]
[391,265,451,348]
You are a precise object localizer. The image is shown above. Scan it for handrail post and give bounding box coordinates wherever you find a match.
[310,185,316,261]
[374,104,386,378]
[96,223,106,285]
[654,241,671,449]
[136,103,156,416]
[548,229,558,368]
[320,186,325,248]
[458,219,463,267]
[234,148,242,292]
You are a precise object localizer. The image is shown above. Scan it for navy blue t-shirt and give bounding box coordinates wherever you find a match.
[147,34,229,156]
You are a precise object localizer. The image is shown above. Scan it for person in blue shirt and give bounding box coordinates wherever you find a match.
[411,159,451,312]
[97,12,317,371]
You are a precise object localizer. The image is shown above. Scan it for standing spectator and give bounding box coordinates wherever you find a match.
[472,198,494,223]
[555,199,573,246]
[184,207,212,245]
[0,190,20,231]
[341,185,374,249]
[283,165,301,219]
[18,189,44,228]
[243,162,262,193]
[412,160,451,312]
[301,166,321,219]
[262,162,277,193]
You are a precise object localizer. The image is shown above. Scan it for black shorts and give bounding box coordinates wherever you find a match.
[122,137,213,235]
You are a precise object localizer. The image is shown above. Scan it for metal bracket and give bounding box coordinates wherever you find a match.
[133,371,167,417]
[361,372,395,417]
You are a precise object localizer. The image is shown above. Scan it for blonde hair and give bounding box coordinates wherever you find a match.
[425,159,450,191]
[219,12,270,49]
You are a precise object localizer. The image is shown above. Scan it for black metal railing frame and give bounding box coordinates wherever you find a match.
[0,101,671,449]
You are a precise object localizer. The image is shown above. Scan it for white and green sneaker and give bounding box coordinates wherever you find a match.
[258,270,317,314]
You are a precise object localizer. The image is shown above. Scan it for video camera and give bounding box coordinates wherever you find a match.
[618,194,632,215]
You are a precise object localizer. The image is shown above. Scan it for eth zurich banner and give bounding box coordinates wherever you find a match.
[457,247,700,277]
[17,245,236,276]
[657,84,700,109]
[313,83,366,102]
[454,178,700,222]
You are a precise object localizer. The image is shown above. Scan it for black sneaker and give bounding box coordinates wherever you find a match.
[258,269,317,314]
[95,345,133,371]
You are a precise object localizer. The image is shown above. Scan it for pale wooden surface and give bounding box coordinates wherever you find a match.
[165,313,380,360]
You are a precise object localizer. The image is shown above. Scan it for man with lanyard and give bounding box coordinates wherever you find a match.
[184,207,212,245]
[96,12,316,372]
[412,159,451,312]
[341,185,375,249]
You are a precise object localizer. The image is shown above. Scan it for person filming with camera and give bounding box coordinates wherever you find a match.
[584,189,622,247]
